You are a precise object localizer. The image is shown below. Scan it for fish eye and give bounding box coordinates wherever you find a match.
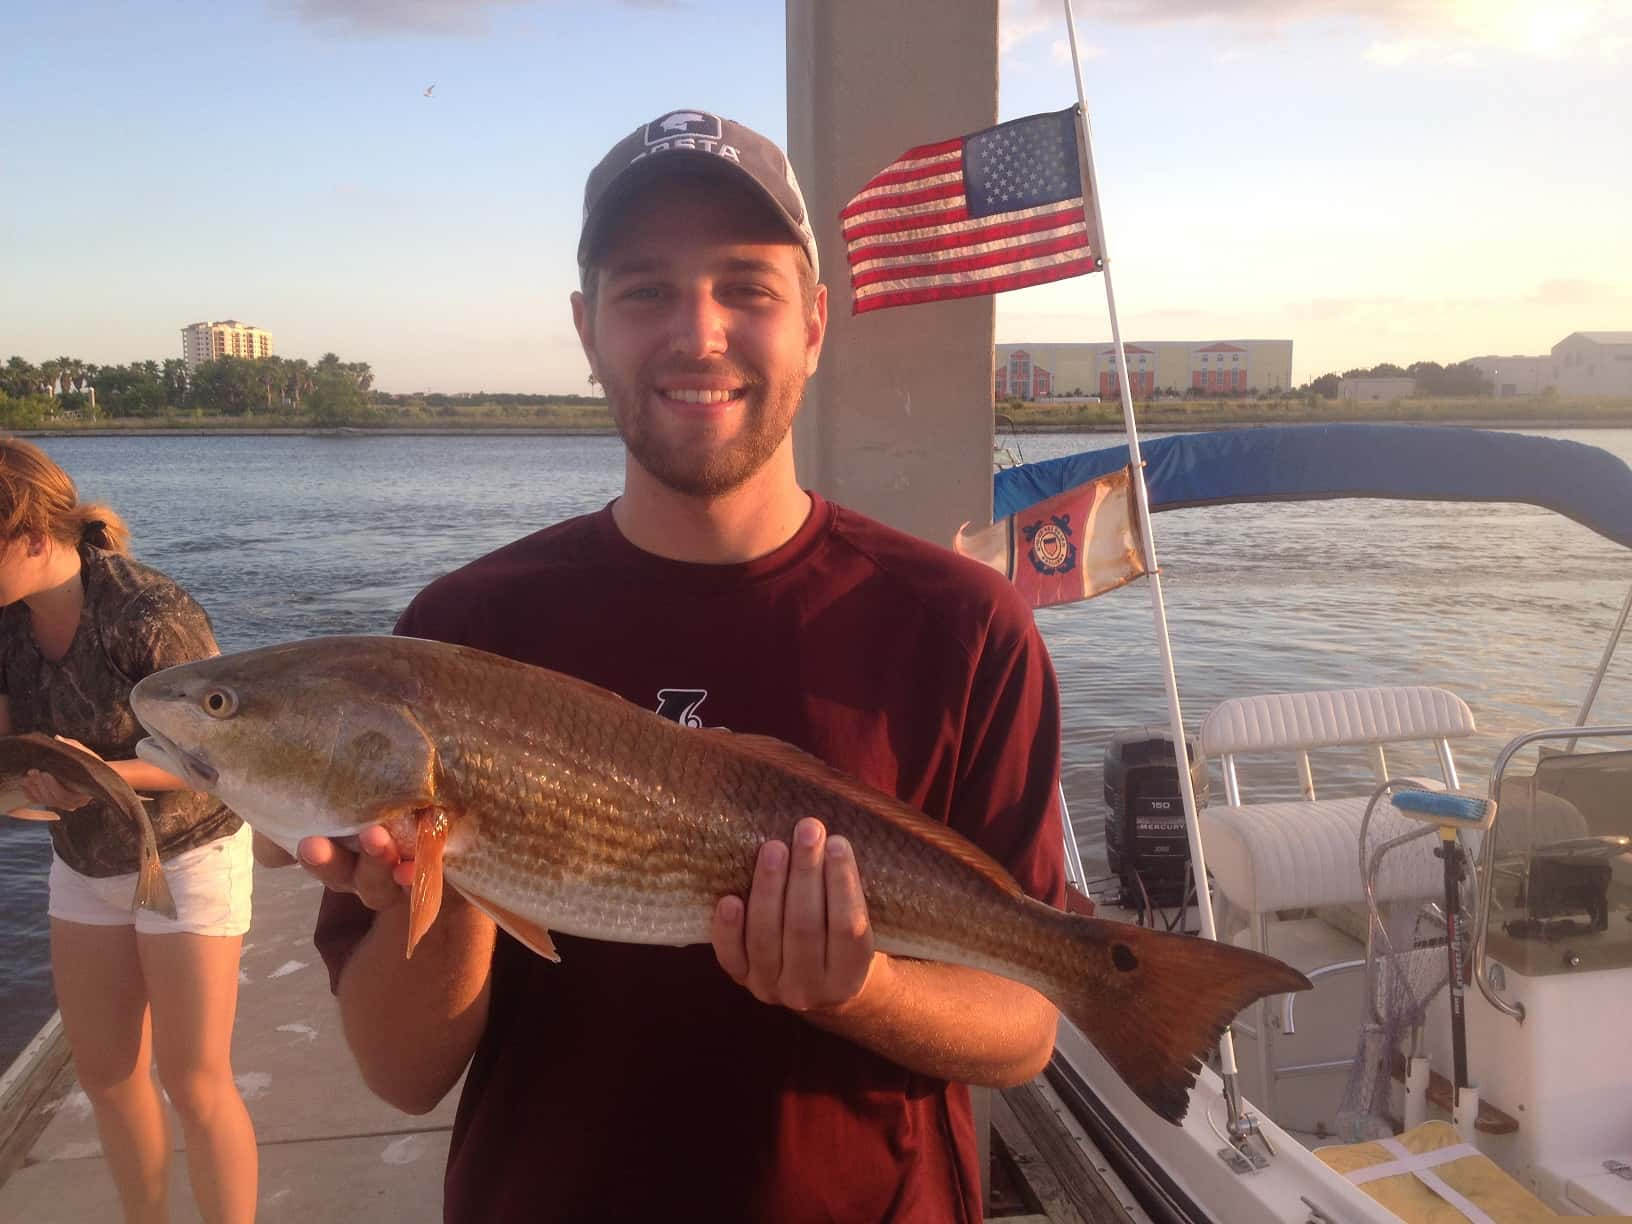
[201,687,239,719]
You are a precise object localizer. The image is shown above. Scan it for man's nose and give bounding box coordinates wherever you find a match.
[668,289,728,359]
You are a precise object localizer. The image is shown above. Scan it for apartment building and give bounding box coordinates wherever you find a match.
[181,320,274,367]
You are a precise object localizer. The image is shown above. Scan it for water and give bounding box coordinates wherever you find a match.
[2,428,1628,1070]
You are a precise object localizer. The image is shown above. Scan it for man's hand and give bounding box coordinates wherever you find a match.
[711,817,880,1014]
[277,825,415,913]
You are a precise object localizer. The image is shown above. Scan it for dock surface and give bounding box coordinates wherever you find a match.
[0,865,457,1223]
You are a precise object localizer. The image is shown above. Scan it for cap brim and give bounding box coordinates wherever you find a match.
[577,152,814,274]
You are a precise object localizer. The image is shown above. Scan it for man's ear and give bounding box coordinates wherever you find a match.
[25,532,46,558]
[571,290,599,384]
[805,283,829,378]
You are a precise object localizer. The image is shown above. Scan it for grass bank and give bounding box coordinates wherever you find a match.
[997,395,1632,432]
[14,394,1632,437]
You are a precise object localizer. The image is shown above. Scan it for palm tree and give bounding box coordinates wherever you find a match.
[161,358,189,410]
[285,358,314,410]
[2,357,39,399]
[257,356,285,411]
[55,356,87,395]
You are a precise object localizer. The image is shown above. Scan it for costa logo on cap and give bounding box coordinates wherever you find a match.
[644,111,723,145]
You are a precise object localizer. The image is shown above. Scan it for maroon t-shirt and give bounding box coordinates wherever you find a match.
[315,493,1065,1223]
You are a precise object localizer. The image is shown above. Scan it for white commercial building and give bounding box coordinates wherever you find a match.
[994,339,1293,401]
[1550,332,1632,397]
[1338,377,1416,402]
[1466,355,1549,398]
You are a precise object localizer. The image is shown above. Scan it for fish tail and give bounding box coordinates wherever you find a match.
[133,844,178,919]
[1043,908,1310,1124]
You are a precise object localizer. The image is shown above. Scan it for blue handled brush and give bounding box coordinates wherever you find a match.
[1391,789,1497,831]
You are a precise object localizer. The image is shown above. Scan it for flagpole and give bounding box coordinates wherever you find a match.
[1058,0,1260,1141]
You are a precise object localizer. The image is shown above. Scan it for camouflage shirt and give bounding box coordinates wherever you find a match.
[0,547,240,876]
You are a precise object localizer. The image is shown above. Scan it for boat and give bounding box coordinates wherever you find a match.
[991,422,1632,1221]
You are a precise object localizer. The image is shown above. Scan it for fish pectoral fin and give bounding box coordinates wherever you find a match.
[459,890,561,964]
[405,807,452,959]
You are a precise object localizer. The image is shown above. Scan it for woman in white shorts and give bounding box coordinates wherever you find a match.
[0,438,256,1224]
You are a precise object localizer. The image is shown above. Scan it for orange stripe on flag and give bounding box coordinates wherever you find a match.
[954,466,1147,609]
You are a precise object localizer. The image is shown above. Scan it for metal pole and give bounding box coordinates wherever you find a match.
[1058,0,1243,1093]
[1574,578,1632,727]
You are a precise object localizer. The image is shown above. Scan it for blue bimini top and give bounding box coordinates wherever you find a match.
[993,423,1632,551]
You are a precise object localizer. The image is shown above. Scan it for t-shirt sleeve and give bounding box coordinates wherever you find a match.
[112,587,221,680]
[950,595,1067,909]
[315,888,380,994]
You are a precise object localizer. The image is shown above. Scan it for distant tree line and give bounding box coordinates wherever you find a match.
[373,390,607,414]
[0,353,377,425]
[1301,361,1493,399]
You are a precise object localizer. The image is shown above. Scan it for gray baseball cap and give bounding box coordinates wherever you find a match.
[577,109,819,281]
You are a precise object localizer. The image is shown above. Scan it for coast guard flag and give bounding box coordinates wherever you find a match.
[954,466,1146,609]
[843,107,1101,315]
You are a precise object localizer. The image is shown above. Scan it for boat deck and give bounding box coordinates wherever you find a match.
[0,864,1144,1222]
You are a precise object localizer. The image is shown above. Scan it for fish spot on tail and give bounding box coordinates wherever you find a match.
[1111,943,1138,972]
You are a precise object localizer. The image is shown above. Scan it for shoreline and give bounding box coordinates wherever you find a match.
[14,416,1632,439]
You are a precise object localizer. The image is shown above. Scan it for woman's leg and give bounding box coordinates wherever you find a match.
[138,931,258,1224]
[50,918,170,1224]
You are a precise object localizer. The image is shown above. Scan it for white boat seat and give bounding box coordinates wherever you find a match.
[1200,794,1448,914]
[1196,685,1477,1124]
[1201,686,1476,757]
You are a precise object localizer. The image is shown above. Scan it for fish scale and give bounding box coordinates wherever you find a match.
[129,633,1310,1124]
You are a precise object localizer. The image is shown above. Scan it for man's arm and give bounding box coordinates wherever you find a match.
[711,818,1057,1088]
[296,828,498,1114]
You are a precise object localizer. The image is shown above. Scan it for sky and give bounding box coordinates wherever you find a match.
[2,0,1628,393]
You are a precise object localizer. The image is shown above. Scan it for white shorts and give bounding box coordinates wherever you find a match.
[48,823,254,937]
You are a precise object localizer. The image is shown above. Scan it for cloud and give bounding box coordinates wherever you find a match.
[1050,37,1108,63]
[284,0,671,36]
[1001,0,1629,63]
[1525,278,1621,306]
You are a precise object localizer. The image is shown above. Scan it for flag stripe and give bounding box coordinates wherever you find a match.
[848,215,1088,273]
[839,177,966,221]
[886,136,964,165]
[842,198,971,242]
[856,248,1098,297]
[845,203,1087,261]
[850,230,1091,290]
[844,156,964,199]
[854,257,1099,314]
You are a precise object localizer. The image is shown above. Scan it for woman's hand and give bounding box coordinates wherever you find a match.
[20,769,91,812]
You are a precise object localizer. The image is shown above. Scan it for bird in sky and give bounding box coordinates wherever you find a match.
[424,84,436,98]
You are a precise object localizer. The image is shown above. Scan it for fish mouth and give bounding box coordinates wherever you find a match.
[135,734,219,789]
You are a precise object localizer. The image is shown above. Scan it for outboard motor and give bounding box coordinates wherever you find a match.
[1103,726,1207,909]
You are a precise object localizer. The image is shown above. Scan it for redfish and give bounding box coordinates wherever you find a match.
[0,733,176,917]
[130,635,1307,1122]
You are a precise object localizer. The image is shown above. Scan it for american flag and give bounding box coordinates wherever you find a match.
[843,107,1101,315]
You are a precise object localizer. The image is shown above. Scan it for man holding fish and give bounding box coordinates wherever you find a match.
[178,111,1301,1222]
[299,111,1063,1221]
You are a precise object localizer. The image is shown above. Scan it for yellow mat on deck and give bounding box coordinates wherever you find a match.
[1315,1121,1558,1223]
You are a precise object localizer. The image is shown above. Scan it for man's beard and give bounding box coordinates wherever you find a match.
[602,362,804,498]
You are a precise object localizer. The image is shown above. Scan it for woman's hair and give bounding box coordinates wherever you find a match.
[0,437,131,555]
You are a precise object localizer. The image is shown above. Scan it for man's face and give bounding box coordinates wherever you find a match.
[572,174,827,499]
